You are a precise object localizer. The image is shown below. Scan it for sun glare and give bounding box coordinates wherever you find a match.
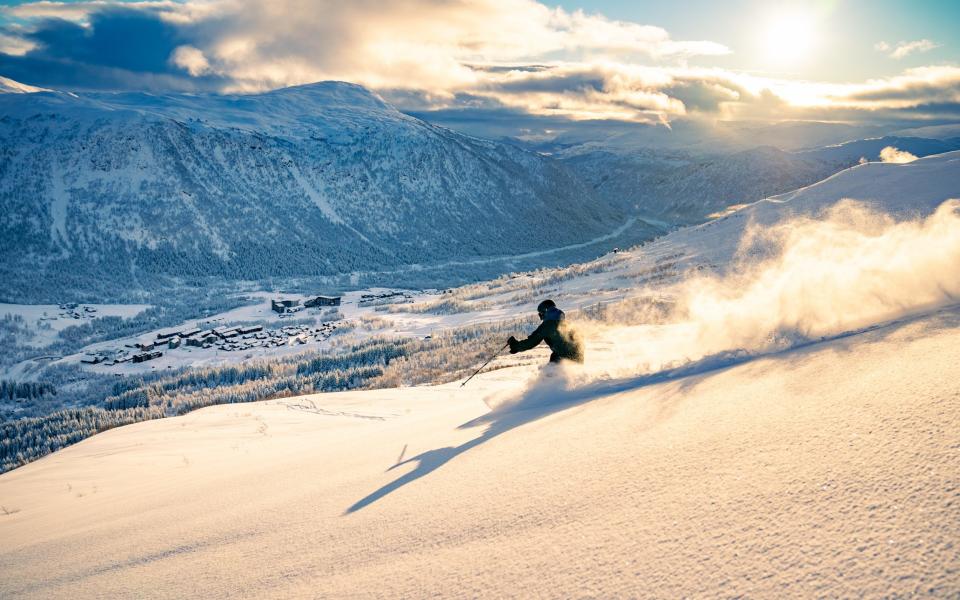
[761,11,817,66]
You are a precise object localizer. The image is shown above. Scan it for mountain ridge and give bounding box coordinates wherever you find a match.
[0,77,642,302]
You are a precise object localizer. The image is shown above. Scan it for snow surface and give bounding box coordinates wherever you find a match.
[0,306,957,597]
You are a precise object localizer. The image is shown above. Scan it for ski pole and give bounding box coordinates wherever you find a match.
[461,342,509,387]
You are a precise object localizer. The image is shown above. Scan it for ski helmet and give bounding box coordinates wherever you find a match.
[537,299,556,317]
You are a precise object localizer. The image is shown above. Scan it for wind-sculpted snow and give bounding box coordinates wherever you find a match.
[0,81,633,301]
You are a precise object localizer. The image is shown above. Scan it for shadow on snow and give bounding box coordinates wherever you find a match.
[344,305,960,514]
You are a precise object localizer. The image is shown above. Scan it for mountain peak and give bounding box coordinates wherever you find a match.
[0,79,402,135]
[0,75,50,94]
[262,80,391,111]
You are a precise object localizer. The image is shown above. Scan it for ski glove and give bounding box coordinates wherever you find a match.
[507,336,519,354]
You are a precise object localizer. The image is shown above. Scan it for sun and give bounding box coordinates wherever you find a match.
[760,10,817,66]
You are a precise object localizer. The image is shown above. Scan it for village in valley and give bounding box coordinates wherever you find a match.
[81,295,345,367]
[70,289,424,373]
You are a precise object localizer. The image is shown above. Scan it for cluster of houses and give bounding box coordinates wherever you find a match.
[170,322,341,353]
[80,320,342,367]
[77,294,345,369]
[133,350,163,363]
[80,353,111,365]
[81,336,171,365]
[271,295,341,314]
[57,303,97,320]
[118,324,278,355]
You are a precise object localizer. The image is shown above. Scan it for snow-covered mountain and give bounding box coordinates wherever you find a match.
[556,136,960,224]
[0,75,48,94]
[557,145,838,223]
[0,79,639,302]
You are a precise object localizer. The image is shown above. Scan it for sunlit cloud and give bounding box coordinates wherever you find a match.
[875,39,940,59]
[170,0,731,96]
[0,32,36,55]
[836,66,960,107]
[1,0,958,126]
[0,0,187,22]
[1,0,107,21]
[170,44,210,76]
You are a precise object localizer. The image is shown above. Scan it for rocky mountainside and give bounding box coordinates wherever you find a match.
[0,80,636,301]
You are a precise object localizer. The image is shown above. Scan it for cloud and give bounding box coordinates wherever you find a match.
[712,66,960,123]
[0,5,230,91]
[1,0,958,127]
[834,66,960,107]
[0,0,730,109]
[1,1,191,22]
[0,32,36,55]
[170,44,210,76]
[389,62,752,123]
[875,39,940,59]
[879,146,918,163]
[2,0,110,21]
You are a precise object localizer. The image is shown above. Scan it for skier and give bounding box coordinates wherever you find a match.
[508,299,584,364]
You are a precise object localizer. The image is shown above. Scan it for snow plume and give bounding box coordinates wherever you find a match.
[880,146,919,163]
[490,199,960,411]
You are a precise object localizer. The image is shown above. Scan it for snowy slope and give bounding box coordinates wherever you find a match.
[457,150,960,325]
[0,306,957,598]
[795,135,960,163]
[0,78,639,301]
[556,135,960,224]
[655,150,960,268]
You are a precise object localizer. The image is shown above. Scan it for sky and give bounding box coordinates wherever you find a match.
[555,0,959,81]
[0,0,957,132]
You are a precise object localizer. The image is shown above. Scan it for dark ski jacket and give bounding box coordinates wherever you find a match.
[509,306,584,363]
